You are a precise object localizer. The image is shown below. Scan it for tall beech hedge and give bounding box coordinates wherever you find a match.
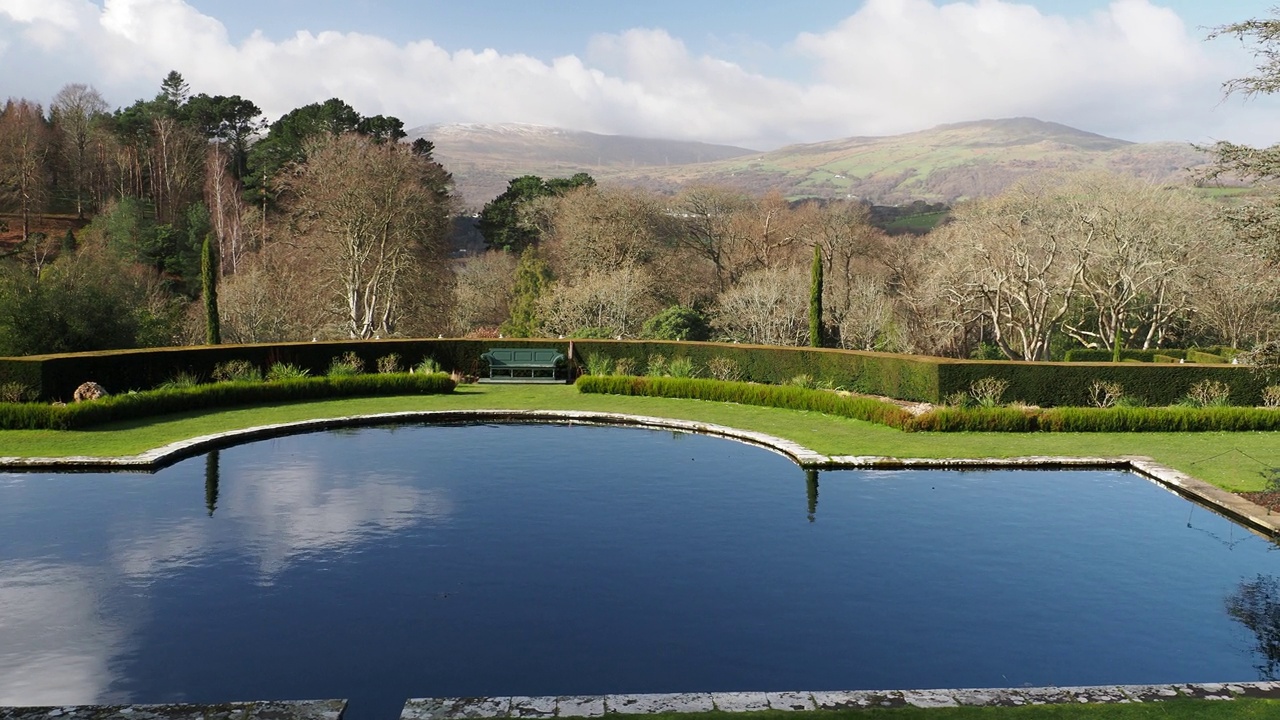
[934,359,1266,407]
[0,338,1268,407]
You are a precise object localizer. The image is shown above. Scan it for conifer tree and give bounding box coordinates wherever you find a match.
[201,234,220,344]
[809,244,824,348]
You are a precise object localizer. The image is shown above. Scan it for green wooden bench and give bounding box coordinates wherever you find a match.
[480,347,568,383]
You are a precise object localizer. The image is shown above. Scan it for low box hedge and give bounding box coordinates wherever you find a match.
[576,375,912,428]
[0,372,455,431]
[580,374,1280,433]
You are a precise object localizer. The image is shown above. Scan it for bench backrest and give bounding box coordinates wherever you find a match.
[482,348,566,367]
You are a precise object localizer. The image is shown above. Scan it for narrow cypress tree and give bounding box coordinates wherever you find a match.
[201,234,221,345]
[809,244,824,348]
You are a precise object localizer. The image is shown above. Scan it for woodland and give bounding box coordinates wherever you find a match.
[1,33,1279,364]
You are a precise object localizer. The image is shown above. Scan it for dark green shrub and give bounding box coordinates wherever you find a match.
[583,353,614,376]
[267,362,309,381]
[666,356,697,378]
[155,372,202,390]
[642,305,711,341]
[414,357,443,375]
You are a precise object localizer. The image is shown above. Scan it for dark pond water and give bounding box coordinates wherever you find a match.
[2,424,1279,720]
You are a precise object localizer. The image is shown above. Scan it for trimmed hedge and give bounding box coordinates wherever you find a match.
[934,360,1266,407]
[909,405,1280,433]
[0,373,455,431]
[568,340,940,401]
[0,338,1269,408]
[580,374,1280,433]
[575,375,912,429]
[1186,349,1228,364]
[1065,348,1187,362]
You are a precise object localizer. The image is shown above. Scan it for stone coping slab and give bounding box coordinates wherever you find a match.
[1,409,1276,539]
[0,699,347,720]
[403,683,1280,718]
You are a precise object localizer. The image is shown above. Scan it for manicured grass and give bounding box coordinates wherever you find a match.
[2,384,1279,491]
[621,699,1280,720]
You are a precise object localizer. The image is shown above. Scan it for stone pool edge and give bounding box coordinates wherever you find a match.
[403,682,1280,717]
[2,409,1276,538]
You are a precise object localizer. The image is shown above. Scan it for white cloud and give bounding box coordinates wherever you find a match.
[0,0,1275,148]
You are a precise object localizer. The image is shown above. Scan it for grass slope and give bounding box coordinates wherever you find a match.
[3,384,1278,492]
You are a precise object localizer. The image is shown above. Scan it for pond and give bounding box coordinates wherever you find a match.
[1,423,1279,720]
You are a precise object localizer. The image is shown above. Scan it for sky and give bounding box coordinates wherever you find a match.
[1,0,1279,150]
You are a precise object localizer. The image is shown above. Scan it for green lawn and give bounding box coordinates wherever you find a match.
[3,384,1279,492]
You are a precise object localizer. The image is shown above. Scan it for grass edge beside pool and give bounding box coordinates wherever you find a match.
[1,384,1279,493]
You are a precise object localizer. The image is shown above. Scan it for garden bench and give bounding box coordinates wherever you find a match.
[480,347,568,383]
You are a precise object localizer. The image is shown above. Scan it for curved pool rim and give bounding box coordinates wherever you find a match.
[2,408,1276,538]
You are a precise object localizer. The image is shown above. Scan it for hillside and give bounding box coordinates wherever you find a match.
[408,123,757,207]
[595,118,1215,204]
[417,118,1216,206]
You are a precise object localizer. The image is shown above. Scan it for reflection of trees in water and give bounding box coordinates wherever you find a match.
[1226,574,1280,680]
[805,469,818,523]
[204,450,219,517]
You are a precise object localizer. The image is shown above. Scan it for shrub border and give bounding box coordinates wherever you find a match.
[0,373,456,430]
[0,338,1270,408]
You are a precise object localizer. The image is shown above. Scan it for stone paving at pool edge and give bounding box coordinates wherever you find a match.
[5,685,1280,720]
[1,409,1277,539]
[402,683,1280,718]
[0,699,346,720]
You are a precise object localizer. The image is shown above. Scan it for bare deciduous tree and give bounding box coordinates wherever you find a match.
[0,99,53,243]
[935,176,1088,360]
[286,132,453,338]
[712,265,811,346]
[538,265,660,339]
[452,251,518,334]
[50,83,108,219]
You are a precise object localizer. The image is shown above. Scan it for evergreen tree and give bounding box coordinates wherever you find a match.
[809,244,824,348]
[501,247,552,337]
[201,234,220,344]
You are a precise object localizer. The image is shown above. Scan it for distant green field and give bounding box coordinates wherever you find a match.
[881,211,948,232]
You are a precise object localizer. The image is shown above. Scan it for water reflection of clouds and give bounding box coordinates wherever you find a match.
[107,460,455,582]
[2,452,455,704]
[0,561,129,706]
[222,462,454,579]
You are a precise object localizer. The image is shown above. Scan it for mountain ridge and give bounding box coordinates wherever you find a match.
[412,118,1212,206]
